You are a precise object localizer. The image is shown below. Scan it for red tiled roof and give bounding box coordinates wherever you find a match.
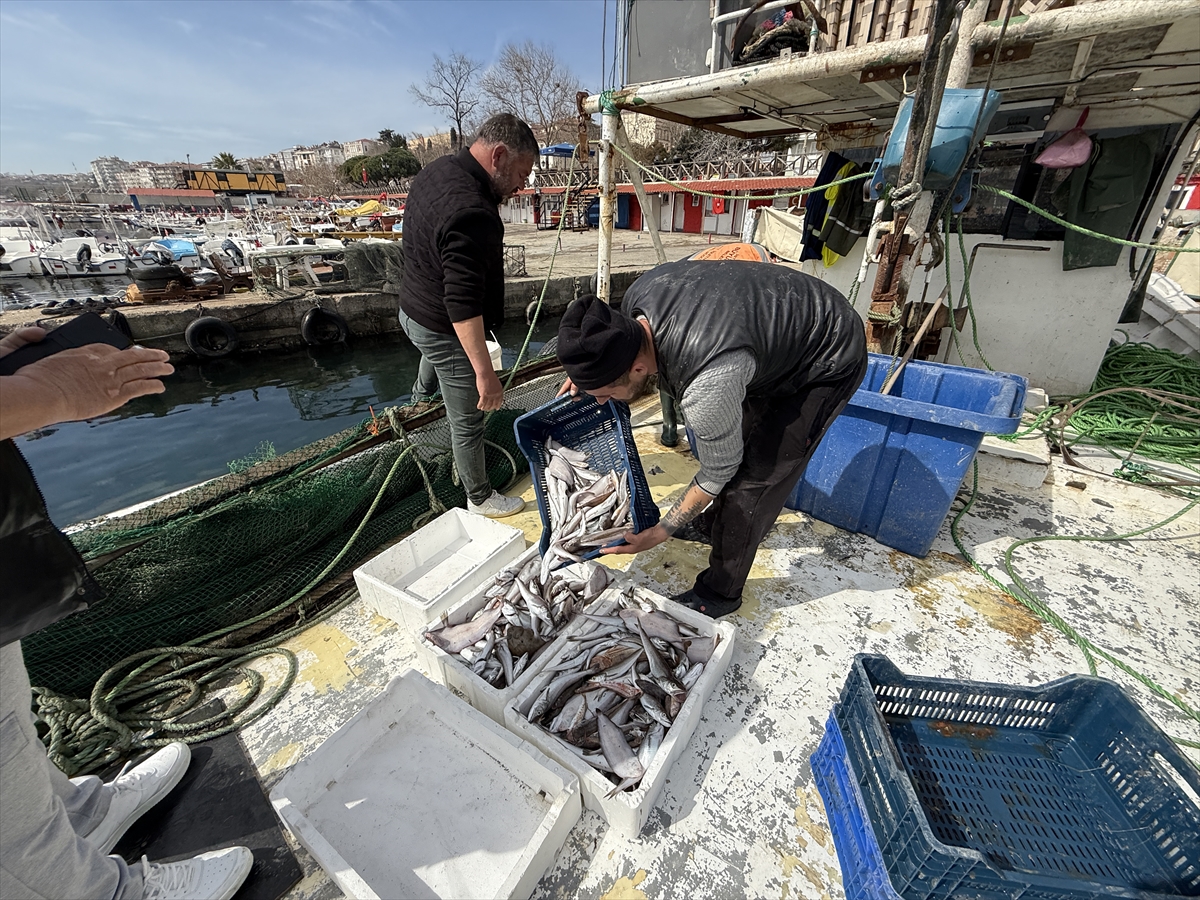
[512,176,812,198]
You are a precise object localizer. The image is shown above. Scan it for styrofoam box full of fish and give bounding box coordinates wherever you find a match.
[504,585,736,838]
[353,507,525,639]
[417,545,613,725]
[269,669,581,900]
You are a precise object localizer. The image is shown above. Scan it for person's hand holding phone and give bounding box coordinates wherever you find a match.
[0,341,173,440]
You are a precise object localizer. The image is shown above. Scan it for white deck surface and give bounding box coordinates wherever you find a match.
[236,396,1200,900]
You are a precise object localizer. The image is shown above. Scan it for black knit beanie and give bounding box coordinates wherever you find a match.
[556,294,643,390]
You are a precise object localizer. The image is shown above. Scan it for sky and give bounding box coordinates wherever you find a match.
[0,0,611,174]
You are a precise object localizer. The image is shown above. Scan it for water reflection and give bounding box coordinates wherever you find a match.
[18,319,553,525]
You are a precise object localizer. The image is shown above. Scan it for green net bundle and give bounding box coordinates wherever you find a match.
[1063,340,1200,467]
[24,412,525,698]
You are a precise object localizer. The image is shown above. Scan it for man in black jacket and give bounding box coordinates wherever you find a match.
[556,256,868,617]
[399,114,539,518]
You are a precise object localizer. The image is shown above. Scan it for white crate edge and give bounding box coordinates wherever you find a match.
[504,585,736,838]
[417,545,615,725]
[269,668,582,900]
[353,507,524,637]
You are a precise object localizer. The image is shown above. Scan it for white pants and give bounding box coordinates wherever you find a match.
[0,641,143,900]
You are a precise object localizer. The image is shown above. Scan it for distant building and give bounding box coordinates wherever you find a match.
[91,157,182,191]
[91,157,132,192]
[623,113,683,149]
[277,142,345,170]
[182,168,288,196]
[342,138,382,158]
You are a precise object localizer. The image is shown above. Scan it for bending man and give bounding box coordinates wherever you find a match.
[556,249,867,617]
[399,113,538,518]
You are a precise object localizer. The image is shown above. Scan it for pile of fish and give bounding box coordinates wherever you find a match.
[423,554,611,688]
[518,587,720,797]
[542,437,633,569]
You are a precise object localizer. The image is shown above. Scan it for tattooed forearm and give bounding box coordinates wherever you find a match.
[660,480,716,536]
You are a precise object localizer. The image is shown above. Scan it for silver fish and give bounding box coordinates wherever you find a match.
[597,711,644,781]
[425,604,503,655]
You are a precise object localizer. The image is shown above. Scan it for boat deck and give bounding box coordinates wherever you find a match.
[236,394,1200,900]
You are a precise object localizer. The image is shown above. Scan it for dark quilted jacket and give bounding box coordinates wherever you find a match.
[399,149,506,335]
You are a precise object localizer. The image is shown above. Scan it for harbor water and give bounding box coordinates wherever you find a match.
[17,318,556,526]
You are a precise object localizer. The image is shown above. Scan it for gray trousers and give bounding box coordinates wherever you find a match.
[399,308,492,505]
[0,642,143,900]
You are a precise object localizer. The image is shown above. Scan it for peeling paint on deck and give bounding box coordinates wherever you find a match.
[228,392,1199,900]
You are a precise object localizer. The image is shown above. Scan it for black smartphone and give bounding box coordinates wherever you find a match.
[0,312,133,377]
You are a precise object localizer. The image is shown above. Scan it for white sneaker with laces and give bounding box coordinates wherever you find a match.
[467,491,525,519]
[140,847,253,900]
[84,742,191,854]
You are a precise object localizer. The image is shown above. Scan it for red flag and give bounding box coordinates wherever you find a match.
[361,167,368,185]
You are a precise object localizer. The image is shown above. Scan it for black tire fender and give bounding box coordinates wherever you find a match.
[185,316,239,358]
[76,244,92,264]
[300,306,349,346]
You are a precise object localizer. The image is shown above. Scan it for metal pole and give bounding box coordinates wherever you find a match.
[597,110,618,303]
[614,117,667,265]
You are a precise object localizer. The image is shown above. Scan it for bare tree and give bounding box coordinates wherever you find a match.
[479,42,582,146]
[294,160,348,197]
[409,53,483,151]
[407,131,455,166]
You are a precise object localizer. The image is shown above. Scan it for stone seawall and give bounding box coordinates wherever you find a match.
[0,270,645,361]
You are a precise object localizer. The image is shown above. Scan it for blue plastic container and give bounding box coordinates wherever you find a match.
[812,712,903,900]
[881,89,1001,190]
[834,654,1200,900]
[513,396,660,559]
[787,354,1026,557]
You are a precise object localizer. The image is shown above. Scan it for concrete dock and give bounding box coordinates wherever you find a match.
[0,226,742,360]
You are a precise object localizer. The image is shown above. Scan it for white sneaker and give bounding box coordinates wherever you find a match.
[140,847,253,900]
[467,491,525,519]
[84,742,191,854]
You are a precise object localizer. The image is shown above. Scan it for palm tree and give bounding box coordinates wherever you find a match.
[210,152,239,169]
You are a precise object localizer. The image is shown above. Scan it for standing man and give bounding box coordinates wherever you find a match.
[399,113,539,518]
[555,254,868,617]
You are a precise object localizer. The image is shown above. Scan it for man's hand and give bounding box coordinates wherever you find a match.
[600,523,670,556]
[0,326,46,357]
[556,376,580,398]
[477,368,504,411]
[0,344,173,439]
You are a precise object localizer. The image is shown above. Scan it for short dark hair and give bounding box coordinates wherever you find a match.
[473,114,539,157]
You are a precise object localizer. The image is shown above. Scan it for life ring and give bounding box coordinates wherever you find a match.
[300,307,349,346]
[185,316,239,358]
[76,244,92,265]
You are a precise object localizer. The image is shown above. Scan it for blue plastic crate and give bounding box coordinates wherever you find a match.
[813,712,904,900]
[787,354,1027,557]
[834,654,1200,900]
[513,396,660,559]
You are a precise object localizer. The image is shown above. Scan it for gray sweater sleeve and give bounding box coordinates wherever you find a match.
[680,350,757,495]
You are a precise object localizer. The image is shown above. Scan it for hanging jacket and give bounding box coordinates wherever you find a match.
[799,152,851,262]
[818,161,870,264]
[0,440,103,646]
[624,258,867,401]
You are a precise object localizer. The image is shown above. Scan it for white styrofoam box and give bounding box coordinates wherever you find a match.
[417,545,615,725]
[269,669,580,900]
[504,586,736,838]
[353,507,525,637]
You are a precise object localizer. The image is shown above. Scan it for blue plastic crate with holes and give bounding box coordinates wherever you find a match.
[832,654,1200,900]
[513,396,660,559]
[812,712,903,900]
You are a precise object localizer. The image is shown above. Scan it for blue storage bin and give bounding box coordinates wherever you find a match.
[787,354,1026,557]
[881,89,1001,190]
[514,396,660,559]
[834,654,1200,900]
[813,712,903,900]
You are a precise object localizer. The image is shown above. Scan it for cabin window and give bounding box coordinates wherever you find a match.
[692,194,700,207]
